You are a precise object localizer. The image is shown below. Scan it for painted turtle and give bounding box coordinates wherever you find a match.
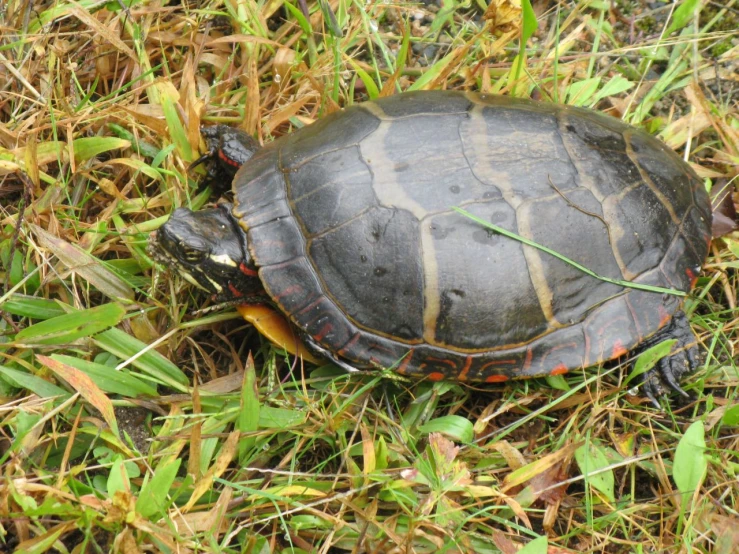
[150,91,711,405]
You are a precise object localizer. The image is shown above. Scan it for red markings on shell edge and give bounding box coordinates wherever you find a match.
[428,372,445,382]
[550,364,568,376]
[273,284,303,300]
[218,149,241,167]
[424,357,458,369]
[239,262,258,277]
[228,283,243,297]
[685,266,698,288]
[313,322,333,342]
[658,305,672,328]
[522,348,534,371]
[396,350,414,375]
[457,356,473,381]
[485,374,509,383]
[611,340,628,358]
[478,359,518,373]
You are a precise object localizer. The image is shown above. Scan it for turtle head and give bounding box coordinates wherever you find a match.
[149,203,261,300]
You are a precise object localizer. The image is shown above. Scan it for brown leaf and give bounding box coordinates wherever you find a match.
[32,224,135,301]
[171,487,233,537]
[38,354,119,436]
[529,461,570,505]
[14,521,77,552]
[490,440,527,470]
[113,527,143,554]
[69,4,137,62]
[503,442,581,492]
[360,423,376,475]
[200,370,245,394]
[711,179,738,237]
[183,431,240,512]
[188,382,202,479]
[491,530,519,554]
[500,492,533,528]
[484,0,522,35]
[709,514,739,554]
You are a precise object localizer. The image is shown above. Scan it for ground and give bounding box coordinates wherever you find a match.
[0,0,737,553]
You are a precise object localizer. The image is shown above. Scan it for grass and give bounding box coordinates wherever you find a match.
[0,0,738,552]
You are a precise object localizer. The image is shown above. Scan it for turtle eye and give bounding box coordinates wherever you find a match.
[182,248,205,263]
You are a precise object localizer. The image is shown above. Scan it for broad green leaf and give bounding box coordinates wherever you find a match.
[136,458,181,519]
[575,441,615,502]
[666,0,702,36]
[418,415,474,444]
[519,535,547,554]
[0,295,67,320]
[72,137,130,162]
[50,354,157,397]
[259,406,307,428]
[238,355,260,459]
[673,421,707,498]
[545,374,570,391]
[107,457,131,497]
[722,404,739,426]
[15,303,126,345]
[0,365,68,398]
[566,77,601,106]
[108,123,160,158]
[109,157,163,181]
[591,75,634,106]
[625,340,676,386]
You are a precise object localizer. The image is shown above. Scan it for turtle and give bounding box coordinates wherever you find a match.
[149,90,712,405]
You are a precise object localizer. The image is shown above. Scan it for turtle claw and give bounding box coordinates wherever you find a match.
[189,148,216,172]
[638,311,699,406]
[642,380,662,409]
[660,359,690,398]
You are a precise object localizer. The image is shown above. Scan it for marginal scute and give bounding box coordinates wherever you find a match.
[231,91,711,381]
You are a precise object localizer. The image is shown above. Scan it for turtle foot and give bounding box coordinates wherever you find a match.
[639,311,700,408]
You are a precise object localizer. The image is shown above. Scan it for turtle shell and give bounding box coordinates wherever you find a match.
[231,91,711,382]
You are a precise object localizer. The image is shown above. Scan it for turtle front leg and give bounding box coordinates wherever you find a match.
[640,311,700,407]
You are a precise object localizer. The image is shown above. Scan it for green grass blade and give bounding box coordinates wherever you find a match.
[0,365,69,398]
[94,328,189,390]
[14,303,126,345]
[453,207,686,297]
[0,295,67,320]
[50,354,158,397]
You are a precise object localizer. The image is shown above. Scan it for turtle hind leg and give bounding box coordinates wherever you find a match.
[640,310,700,407]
